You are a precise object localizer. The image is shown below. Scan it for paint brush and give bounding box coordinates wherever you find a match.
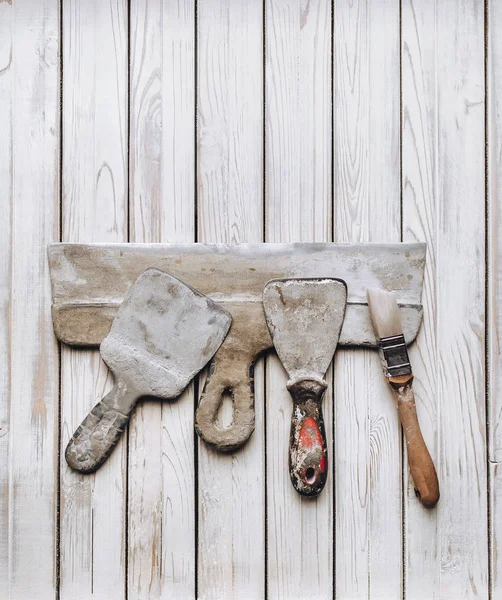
[367,288,439,508]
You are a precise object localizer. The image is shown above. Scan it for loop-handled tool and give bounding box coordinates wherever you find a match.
[195,303,271,452]
[263,278,347,497]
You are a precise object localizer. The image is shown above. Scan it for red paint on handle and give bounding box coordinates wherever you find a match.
[319,455,325,473]
[288,381,328,496]
[299,417,323,449]
[298,417,326,487]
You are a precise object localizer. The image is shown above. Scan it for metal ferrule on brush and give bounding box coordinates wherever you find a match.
[378,333,412,379]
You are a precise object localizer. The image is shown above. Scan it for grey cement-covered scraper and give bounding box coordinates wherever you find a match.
[65,268,232,474]
[263,278,347,497]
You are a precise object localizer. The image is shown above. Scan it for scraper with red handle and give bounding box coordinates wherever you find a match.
[263,278,347,497]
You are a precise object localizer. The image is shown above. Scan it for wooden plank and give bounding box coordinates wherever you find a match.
[128,0,195,597]
[265,0,333,597]
[488,0,502,595]
[332,0,402,597]
[0,2,12,589]
[0,1,60,597]
[401,0,439,597]
[197,0,265,597]
[60,1,128,598]
[491,462,502,595]
[434,0,487,597]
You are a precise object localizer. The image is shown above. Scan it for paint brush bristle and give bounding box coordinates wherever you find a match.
[366,288,403,340]
[367,287,412,379]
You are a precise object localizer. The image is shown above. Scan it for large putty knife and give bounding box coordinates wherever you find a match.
[263,278,347,497]
[65,268,232,474]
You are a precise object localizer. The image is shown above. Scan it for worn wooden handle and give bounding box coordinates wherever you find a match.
[288,379,328,497]
[65,379,137,474]
[391,379,439,508]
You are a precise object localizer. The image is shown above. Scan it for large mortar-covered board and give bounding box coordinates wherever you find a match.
[48,242,426,451]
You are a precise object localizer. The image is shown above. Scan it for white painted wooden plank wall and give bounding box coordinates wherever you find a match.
[436,2,487,597]
[129,1,195,597]
[333,2,402,597]
[401,1,440,596]
[60,2,129,599]
[197,1,264,598]
[265,1,333,598]
[0,1,59,598]
[0,0,496,598]
[489,0,502,596]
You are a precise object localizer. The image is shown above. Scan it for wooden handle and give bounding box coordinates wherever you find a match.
[65,379,136,473]
[391,378,439,508]
[288,379,328,497]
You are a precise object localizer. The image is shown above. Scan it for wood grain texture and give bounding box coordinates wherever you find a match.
[0,0,10,587]
[60,1,128,598]
[333,0,402,597]
[265,0,333,597]
[128,0,195,597]
[488,0,502,594]
[434,0,487,597]
[0,2,495,598]
[401,0,440,596]
[0,0,60,597]
[197,0,265,597]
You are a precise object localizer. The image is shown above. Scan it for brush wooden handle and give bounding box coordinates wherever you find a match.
[287,379,328,497]
[391,377,439,508]
[65,378,137,473]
